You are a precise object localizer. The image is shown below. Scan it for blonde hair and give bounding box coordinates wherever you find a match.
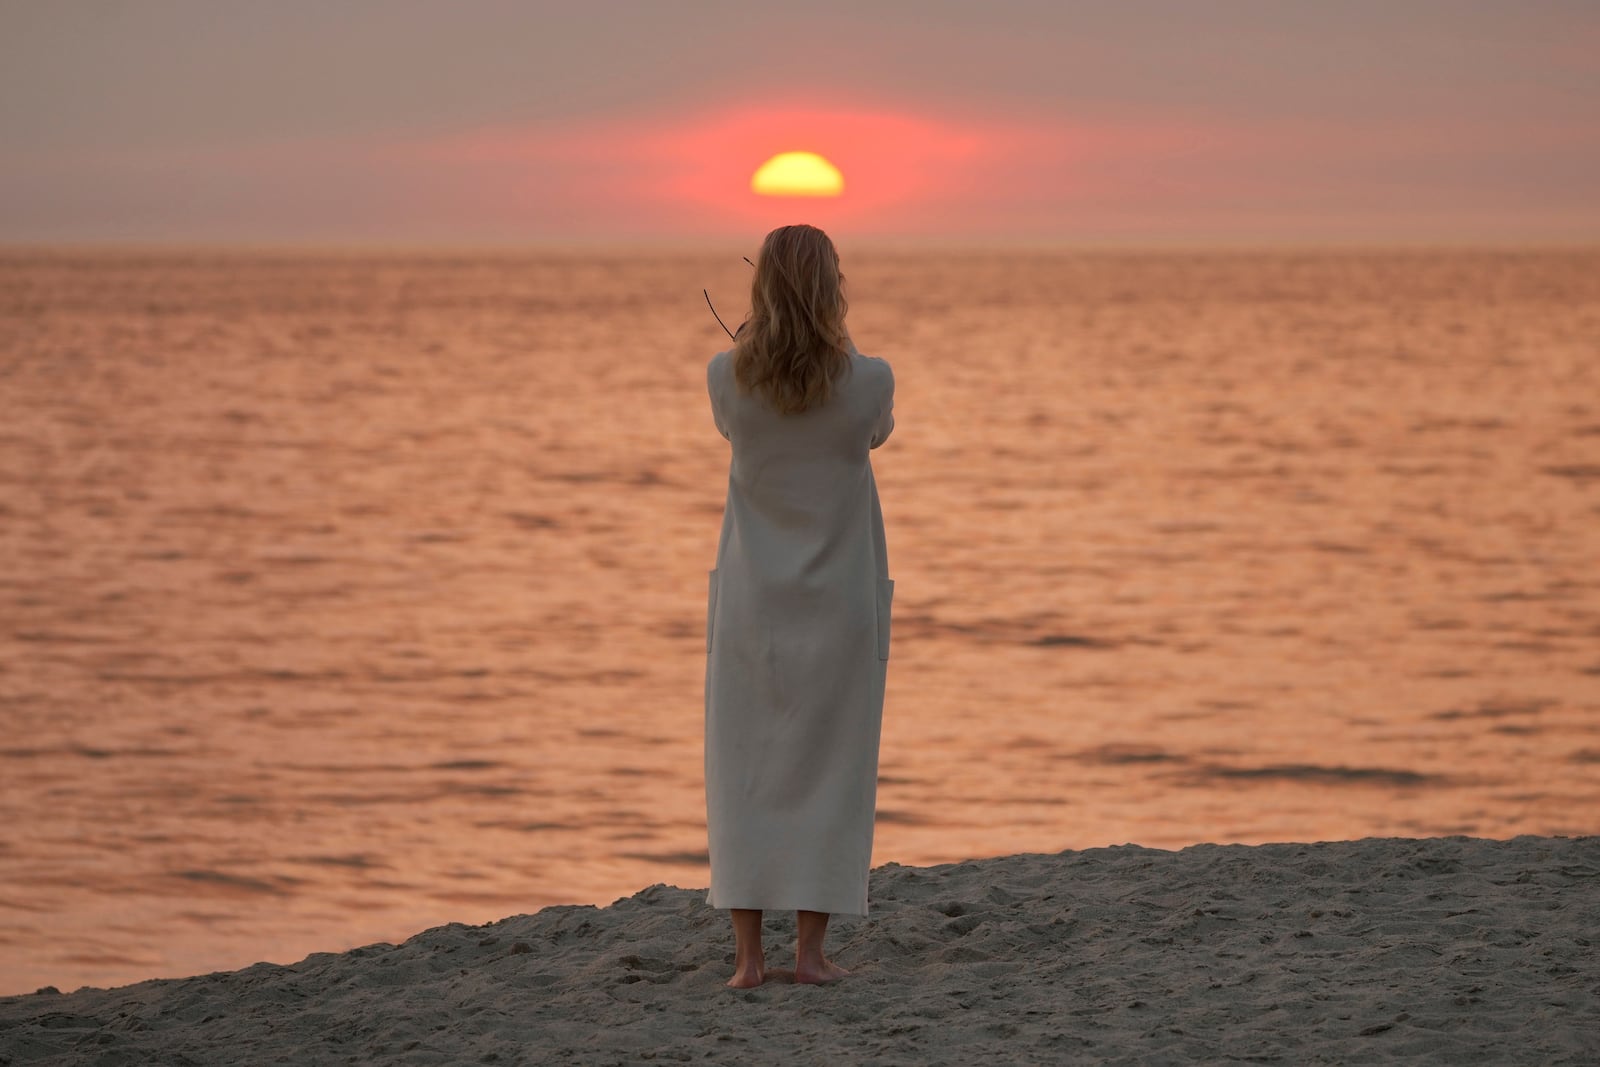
[732,224,852,414]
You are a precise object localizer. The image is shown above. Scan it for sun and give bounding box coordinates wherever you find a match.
[750,151,844,197]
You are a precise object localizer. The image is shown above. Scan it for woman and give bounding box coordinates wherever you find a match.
[704,223,895,989]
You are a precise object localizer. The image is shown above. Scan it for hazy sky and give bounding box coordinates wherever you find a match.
[2,0,1596,245]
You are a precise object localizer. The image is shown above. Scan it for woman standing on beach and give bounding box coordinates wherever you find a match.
[703,223,896,988]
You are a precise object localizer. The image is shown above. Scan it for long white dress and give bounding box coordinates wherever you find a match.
[703,348,895,917]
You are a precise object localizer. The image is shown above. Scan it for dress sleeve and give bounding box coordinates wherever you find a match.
[869,362,895,449]
[708,356,731,441]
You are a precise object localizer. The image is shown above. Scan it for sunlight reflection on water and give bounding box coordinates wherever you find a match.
[1,245,1597,994]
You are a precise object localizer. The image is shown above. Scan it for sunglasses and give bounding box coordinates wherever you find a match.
[703,256,756,341]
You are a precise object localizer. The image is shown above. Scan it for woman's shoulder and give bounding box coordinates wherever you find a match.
[852,352,893,389]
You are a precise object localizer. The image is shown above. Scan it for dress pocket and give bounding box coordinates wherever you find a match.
[875,576,894,660]
[706,568,720,654]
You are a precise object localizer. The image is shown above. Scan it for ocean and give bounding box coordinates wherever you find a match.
[1,245,1596,995]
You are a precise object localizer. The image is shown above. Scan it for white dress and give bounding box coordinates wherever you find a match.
[703,348,895,916]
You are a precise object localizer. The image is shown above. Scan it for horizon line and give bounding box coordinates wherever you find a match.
[3,235,1599,257]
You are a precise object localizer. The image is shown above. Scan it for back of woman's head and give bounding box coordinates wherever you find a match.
[733,224,853,415]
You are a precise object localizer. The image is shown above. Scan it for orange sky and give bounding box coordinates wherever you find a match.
[1,2,1596,245]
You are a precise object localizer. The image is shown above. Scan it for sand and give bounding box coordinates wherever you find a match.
[2,833,1596,1065]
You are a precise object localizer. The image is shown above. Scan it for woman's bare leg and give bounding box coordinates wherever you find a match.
[726,909,765,987]
[794,910,850,983]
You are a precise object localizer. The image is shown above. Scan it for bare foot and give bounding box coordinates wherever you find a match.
[726,959,766,988]
[794,956,850,984]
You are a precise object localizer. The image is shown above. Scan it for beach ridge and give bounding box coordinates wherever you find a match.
[3,832,1596,1064]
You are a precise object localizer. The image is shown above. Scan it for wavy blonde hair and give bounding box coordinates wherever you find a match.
[732,224,852,414]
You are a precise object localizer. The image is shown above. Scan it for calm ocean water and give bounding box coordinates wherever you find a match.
[1,246,1597,995]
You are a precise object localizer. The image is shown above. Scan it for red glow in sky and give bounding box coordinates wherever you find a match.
[4,2,1595,244]
[376,100,1194,243]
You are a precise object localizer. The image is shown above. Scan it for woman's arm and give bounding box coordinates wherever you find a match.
[708,356,731,441]
[869,363,894,449]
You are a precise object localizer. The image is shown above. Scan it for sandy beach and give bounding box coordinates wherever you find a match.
[2,832,1595,1065]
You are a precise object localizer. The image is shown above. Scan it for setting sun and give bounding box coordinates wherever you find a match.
[750,151,844,197]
